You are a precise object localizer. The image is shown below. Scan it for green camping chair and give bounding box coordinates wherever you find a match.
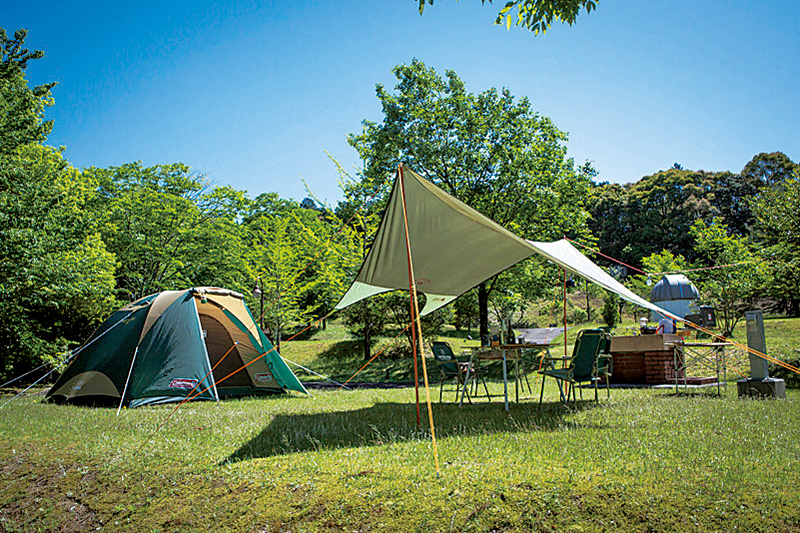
[431,341,490,403]
[538,329,612,406]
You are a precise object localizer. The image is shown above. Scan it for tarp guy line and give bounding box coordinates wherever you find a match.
[282,358,349,391]
[0,307,139,408]
[340,323,413,389]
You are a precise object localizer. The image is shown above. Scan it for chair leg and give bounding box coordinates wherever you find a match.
[522,372,532,394]
[481,376,491,400]
[606,374,611,400]
[539,374,547,406]
[461,376,472,404]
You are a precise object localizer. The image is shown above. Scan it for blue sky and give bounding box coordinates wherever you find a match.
[4,0,799,204]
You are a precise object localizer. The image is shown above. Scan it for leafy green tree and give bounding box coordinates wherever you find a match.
[383,292,452,355]
[0,145,116,380]
[689,219,765,336]
[0,29,116,380]
[741,151,798,188]
[0,28,55,158]
[708,171,761,237]
[587,169,719,267]
[349,59,593,344]
[601,292,619,331]
[246,192,360,346]
[86,162,247,300]
[751,167,800,315]
[453,289,479,332]
[416,0,599,33]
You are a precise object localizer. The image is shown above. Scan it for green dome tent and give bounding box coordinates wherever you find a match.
[46,287,307,408]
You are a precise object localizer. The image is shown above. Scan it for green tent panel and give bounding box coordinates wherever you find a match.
[47,287,307,408]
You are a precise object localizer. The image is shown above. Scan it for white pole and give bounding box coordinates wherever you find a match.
[116,346,139,416]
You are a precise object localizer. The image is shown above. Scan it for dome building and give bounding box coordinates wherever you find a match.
[649,273,700,322]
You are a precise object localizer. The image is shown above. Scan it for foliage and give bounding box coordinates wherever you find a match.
[751,167,800,315]
[0,28,55,158]
[85,162,248,300]
[0,146,117,380]
[601,291,620,330]
[341,298,388,359]
[452,288,479,331]
[383,291,453,354]
[741,151,798,187]
[586,156,797,270]
[626,249,691,304]
[246,202,357,343]
[587,169,718,268]
[349,59,593,341]
[689,219,766,337]
[417,0,599,34]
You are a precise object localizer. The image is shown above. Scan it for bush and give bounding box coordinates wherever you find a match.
[602,293,620,330]
[770,351,800,388]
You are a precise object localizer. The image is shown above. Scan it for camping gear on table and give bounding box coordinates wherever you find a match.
[46,287,306,408]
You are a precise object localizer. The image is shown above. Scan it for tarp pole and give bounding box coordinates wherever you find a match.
[399,166,421,426]
[563,269,568,361]
[399,164,440,474]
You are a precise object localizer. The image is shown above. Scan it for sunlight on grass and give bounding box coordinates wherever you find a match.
[2,316,800,531]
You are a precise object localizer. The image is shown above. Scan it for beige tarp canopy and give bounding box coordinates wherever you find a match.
[335,166,677,321]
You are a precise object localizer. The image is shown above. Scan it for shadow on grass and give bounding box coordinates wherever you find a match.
[221,399,601,464]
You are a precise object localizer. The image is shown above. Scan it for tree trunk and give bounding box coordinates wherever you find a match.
[585,279,591,322]
[478,282,490,346]
[363,327,371,360]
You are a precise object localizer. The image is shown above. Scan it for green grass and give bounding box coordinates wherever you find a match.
[2,317,800,531]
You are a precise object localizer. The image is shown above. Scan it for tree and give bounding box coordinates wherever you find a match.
[0,145,116,380]
[741,151,798,188]
[416,0,599,33]
[349,60,593,345]
[0,29,116,381]
[0,28,55,158]
[709,171,761,237]
[751,167,800,315]
[601,292,619,330]
[86,162,247,300]
[689,219,765,336]
[587,169,718,267]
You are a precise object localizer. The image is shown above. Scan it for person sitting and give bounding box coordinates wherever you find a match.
[655,317,676,334]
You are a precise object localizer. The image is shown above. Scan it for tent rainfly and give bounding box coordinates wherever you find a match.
[335,166,677,321]
[47,287,307,408]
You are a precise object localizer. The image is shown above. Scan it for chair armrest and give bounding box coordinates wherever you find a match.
[542,356,572,362]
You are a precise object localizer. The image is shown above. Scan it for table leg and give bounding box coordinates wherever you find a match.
[502,349,508,412]
[515,349,520,403]
[459,352,474,407]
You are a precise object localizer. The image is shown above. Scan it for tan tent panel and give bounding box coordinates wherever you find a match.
[195,294,280,389]
[335,165,678,321]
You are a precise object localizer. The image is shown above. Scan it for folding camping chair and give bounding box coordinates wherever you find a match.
[538,329,612,406]
[430,341,491,403]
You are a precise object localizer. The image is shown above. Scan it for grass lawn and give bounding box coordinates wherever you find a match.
[1,317,800,532]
